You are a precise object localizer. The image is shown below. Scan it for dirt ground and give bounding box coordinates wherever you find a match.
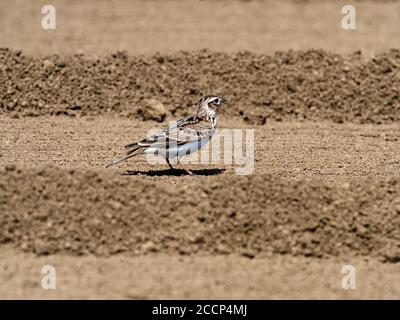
[0,0,400,300]
[1,246,399,299]
[1,117,399,299]
[2,48,400,124]
[1,0,400,56]
[1,116,400,182]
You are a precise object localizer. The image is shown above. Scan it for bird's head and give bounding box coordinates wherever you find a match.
[197,95,227,113]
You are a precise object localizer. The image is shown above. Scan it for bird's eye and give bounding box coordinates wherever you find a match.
[213,99,220,105]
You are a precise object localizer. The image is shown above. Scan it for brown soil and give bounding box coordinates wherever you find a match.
[1,115,400,300]
[1,48,400,124]
[2,117,400,182]
[1,246,399,299]
[1,0,400,300]
[2,0,400,56]
[1,163,400,262]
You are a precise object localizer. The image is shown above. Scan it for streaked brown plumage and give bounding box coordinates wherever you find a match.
[106,95,226,174]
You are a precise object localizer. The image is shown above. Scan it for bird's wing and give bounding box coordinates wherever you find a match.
[106,114,212,168]
[124,114,211,149]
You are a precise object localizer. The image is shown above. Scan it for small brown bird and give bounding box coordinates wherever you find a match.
[106,95,226,175]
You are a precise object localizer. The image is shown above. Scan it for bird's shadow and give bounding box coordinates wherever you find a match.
[122,168,226,177]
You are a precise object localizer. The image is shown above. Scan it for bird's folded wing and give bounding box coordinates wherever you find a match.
[124,114,212,149]
[139,127,211,148]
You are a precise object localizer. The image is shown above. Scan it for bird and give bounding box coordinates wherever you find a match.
[105,95,226,175]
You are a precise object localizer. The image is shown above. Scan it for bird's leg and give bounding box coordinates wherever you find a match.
[175,158,194,176]
[166,158,174,170]
[183,168,194,176]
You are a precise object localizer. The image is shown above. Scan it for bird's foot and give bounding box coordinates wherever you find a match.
[183,168,194,176]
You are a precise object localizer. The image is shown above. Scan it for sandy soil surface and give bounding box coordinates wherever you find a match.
[1,246,399,299]
[1,0,399,300]
[2,48,400,124]
[1,0,400,56]
[1,117,399,299]
[1,116,400,182]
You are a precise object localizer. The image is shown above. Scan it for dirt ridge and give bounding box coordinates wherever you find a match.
[1,165,399,262]
[1,48,400,124]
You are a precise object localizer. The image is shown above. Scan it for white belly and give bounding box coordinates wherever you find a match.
[145,133,214,159]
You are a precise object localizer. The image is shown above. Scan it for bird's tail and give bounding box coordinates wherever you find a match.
[125,142,138,149]
[105,150,143,168]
